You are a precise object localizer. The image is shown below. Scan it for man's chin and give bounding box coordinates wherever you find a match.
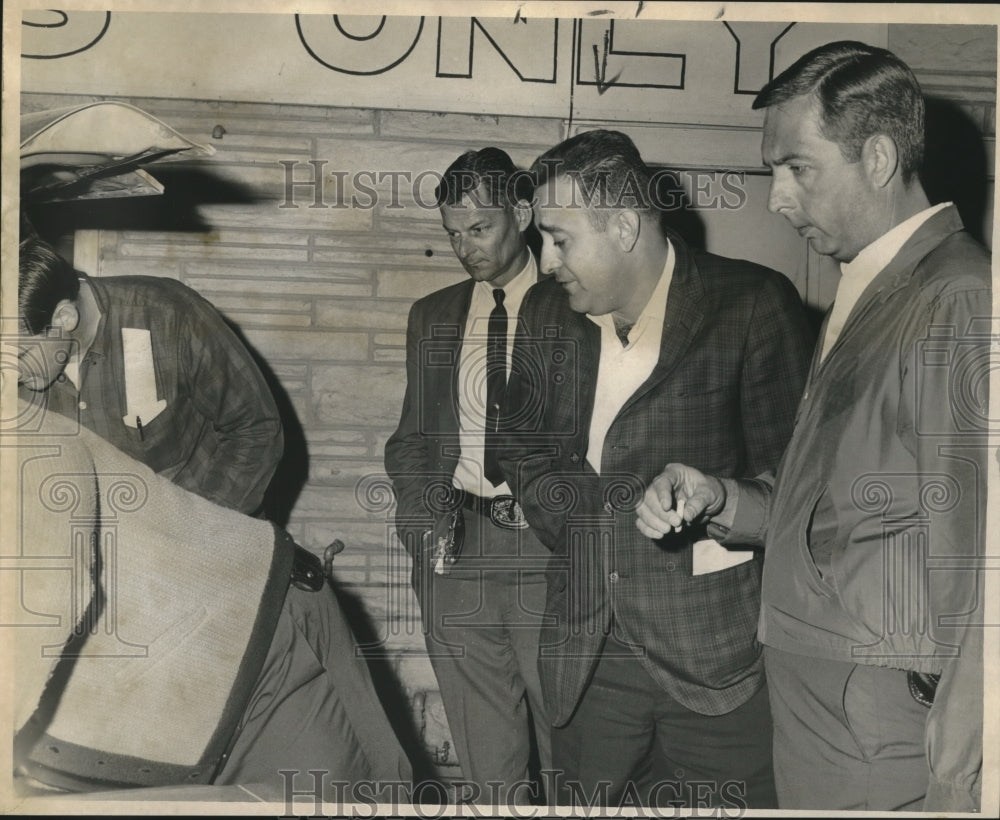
[806,235,836,257]
[566,292,590,315]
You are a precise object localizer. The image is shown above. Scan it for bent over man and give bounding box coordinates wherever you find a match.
[17,234,282,515]
[13,233,411,800]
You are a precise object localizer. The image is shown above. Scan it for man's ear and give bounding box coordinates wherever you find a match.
[863,133,899,189]
[615,209,641,252]
[50,300,80,335]
[513,199,533,232]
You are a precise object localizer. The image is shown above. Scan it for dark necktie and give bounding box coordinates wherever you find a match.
[484,288,507,486]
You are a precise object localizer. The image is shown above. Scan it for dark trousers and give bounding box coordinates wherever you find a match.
[550,640,777,810]
[419,508,551,805]
[765,646,928,810]
[215,585,412,801]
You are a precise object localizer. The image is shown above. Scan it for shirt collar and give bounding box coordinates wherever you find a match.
[840,202,951,282]
[474,251,536,304]
[77,274,109,359]
[588,239,675,334]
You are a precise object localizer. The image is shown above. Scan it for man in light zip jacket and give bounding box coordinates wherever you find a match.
[637,40,990,813]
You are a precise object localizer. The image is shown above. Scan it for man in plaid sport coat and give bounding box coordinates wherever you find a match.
[500,130,813,809]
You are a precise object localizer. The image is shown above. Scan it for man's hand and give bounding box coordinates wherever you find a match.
[636,463,727,539]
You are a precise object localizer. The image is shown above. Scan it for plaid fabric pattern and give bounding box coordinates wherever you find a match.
[26,275,283,515]
[502,232,815,724]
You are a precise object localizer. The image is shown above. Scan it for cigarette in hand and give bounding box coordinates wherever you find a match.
[673,497,684,531]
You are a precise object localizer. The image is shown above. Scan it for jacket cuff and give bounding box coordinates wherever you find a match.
[923,776,980,813]
[706,477,771,549]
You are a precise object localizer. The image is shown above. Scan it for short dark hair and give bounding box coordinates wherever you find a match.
[753,40,925,183]
[531,129,654,230]
[435,147,534,209]
[18,234,80,335]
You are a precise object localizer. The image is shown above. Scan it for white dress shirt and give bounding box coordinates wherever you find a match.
[452,253,537,497]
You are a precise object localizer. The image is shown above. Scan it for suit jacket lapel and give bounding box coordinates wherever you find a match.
[577,317,602,436]
[425,280,473,440]
[620,236,705,414]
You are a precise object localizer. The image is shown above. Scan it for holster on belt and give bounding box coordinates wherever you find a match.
[907,670,940,707]
[290,544,325,591]
[425,507,466,576]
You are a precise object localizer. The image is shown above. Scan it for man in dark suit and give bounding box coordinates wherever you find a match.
[637,42,989,812]
[384,148,551,805]
[501,129,813,809]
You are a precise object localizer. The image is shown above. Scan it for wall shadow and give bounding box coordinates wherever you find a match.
[22,167,257,235]
[921,96,991,246]
[654,168,708,251]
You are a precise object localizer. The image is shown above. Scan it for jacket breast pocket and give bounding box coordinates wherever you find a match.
[648,383,738,457]
[667,379,732,400]
[653,383,735,418]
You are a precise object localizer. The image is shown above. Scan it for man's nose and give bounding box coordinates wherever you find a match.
[539,243,560,276]
[767,174,793,215]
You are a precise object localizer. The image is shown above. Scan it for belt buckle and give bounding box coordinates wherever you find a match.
[489,496,528,530]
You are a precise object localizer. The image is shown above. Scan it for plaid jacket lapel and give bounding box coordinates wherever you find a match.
[619,235,706,415]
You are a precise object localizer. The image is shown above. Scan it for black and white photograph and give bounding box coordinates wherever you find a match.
[2,1,997,815]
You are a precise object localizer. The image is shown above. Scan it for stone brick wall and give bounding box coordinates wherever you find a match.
[18,22,995,777]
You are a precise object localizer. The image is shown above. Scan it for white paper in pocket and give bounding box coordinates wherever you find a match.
[692,538,754,576]
[121,328,167,428]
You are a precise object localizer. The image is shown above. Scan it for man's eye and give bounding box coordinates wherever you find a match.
[553,239,566,249]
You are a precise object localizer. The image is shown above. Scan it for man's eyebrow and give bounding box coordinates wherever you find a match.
[764,152,805,167]
[444,217,490,232]
[537,221,563,234]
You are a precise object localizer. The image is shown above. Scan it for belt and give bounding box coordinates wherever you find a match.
[460,493,528,530]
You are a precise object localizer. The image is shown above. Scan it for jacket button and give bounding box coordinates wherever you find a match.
[569,453,580,464]
[609,571,620,583]
[666,562,676,572]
